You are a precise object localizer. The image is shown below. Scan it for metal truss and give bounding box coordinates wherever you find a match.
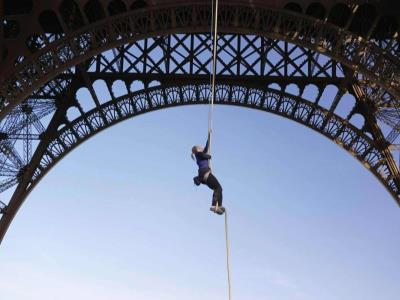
[1,3,400,118]
[1,80,399,243]
[1,2,400,243]
[0,99,55,191]
[85,34,343,80]
[0,34,347,197]
[0,201,6,214]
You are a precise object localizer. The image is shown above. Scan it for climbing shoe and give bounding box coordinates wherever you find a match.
[193,176,201,186]
[215,206,225,215]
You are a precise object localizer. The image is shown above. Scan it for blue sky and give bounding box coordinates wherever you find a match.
[0,104,400,300]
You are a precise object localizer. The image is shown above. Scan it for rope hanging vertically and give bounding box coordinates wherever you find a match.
[208,0,215,127]
[224,209,232,300]
[208,2,232,300]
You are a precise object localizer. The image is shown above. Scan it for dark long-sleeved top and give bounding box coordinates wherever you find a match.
[195,135,211,170]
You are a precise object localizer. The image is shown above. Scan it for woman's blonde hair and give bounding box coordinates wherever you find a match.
[192,145,203,153]
[191,145,203,160]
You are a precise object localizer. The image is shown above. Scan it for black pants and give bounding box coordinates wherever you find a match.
[199,169,223,206]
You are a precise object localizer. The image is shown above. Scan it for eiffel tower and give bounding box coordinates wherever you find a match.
[0,0,400,243]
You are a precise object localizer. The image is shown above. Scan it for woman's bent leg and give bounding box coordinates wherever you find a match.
[205,174,223,206]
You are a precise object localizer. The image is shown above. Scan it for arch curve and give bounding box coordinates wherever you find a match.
[0,81,398,244]
[1,2,400,246]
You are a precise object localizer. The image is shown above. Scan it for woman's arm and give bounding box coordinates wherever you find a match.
[204,131,211,154]
[198,152,211,159]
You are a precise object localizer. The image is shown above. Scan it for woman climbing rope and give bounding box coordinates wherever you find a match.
[192,131,225,215]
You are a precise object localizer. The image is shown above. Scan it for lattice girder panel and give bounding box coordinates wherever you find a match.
[0,97,56,193]
[1,3,400,119]
[54,33,347,97]
[88,34,343,79]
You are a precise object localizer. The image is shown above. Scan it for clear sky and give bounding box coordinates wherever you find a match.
[0,103,400,300]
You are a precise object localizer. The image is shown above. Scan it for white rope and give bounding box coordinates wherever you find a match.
[208,0,215,109]
[208,0,219,157]
[208,2,232,300]
[224,209,232,300]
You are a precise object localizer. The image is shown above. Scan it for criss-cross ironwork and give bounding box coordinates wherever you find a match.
[0,34,350,195]
[0,0,400,244]
[2,4,400,115]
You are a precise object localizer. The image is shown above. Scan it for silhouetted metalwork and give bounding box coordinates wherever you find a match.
[0,201,6,214]
[0,0,400,243]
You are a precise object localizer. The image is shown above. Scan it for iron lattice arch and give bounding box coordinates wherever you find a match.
[1,1,400,243]
[36,83,398,196]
